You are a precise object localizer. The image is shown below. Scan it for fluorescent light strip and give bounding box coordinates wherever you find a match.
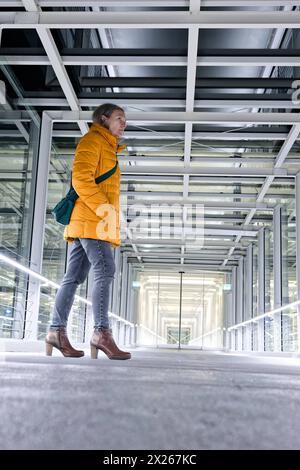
[0,253,134,327]
[228,300,300,331]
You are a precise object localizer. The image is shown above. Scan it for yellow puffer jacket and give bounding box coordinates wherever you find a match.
[64,123,124,247]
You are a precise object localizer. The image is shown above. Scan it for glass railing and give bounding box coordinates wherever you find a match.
[0,252,135,346]
[228,301,299,353]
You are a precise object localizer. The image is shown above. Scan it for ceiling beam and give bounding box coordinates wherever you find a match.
[129,263,232,272]
[20,0,88,134]
[78,77,299,88]
[43,110,300,126]
[49,130,299,141]
[2,55,300,67]
[13,97,300,110]
[121,190,293,199]
[123,200,272,210]
[35,0,300,6]
[119,166,294,177]
[121,238,246,247]
[4,1,300,7]
[129,253,239,260]
[2,11,300,29]
[180,1,200,264]
[120,156,299,164]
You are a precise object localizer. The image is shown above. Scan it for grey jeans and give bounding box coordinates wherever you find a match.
[50,238,115,330]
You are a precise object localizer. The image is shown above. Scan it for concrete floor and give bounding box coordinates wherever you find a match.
[1,347,300,450]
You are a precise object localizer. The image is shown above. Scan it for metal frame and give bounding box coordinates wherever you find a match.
[273,204,283,351]
[1,11,300,29]
[3,1,300,6]
[296,172,300,352]
[0,1,300,350]
[257,228,266,351]
[2,55,300,67]
[24,112,52,339]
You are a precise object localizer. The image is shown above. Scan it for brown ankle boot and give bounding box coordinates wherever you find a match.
[90,328,131,360]
[45,327,84,358]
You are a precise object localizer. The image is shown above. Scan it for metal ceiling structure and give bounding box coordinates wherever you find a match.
[0,0,300,272]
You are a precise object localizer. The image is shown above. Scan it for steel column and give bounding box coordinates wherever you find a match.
[257,228,266,351]
[112,248,121,315]
[231,266,237,350]
[24,112,52,339]
[120,254,128,319]
[236,257,244,349]
[296,173,300,351]
[273,205,283,351]
[244,244,253,350]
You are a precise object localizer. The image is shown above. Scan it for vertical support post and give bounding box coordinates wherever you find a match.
[130,268,137,326]
[281,207,289,306]
[296,172,300,352]
[257,228,266,351]
[237,256,244,350]
[223,287,232,351]
[133,323,138,347]
[231,266,237,350]
[245,244,253,350]
[24,112,52,340]
[258,229,266,314]
[273,204,283,351]
[131,322,135,345]
[178,271,184,349]
[120,254,128,319]
[245,244,253,320]
[126,264,133,322]
[112,247,120,315]
[156,271,160,347]
[119,321,125,345]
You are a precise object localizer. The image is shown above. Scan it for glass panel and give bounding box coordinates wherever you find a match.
[0,123,38,338]
[156,272,180,347]
[252,323,258,351]
[253,242,258,318]
[38,282,87,342]
[0,261,28,339]
[136,271,161,346]
[136,270,225,349]
[264,316,274,352]
[282,307,298,353]
[286,204,296,304]
[181,272,225,349]
[265,228,273,311]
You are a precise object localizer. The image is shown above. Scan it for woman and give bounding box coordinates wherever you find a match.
[45,103,131,360]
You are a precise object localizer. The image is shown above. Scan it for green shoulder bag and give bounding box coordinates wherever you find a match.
[52,161,118,226]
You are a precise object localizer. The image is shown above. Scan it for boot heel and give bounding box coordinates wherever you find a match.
[46,342,53,356]
[90,345,98,359]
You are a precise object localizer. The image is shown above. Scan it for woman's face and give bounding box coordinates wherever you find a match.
[102,109,127,138]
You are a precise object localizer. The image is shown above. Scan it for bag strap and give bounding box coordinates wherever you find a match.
[70,160,118,193]
[95,160,118,184]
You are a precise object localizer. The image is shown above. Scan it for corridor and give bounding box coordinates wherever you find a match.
[1,348,300,450]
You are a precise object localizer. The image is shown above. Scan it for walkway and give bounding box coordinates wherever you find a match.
[1,348,300,449]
